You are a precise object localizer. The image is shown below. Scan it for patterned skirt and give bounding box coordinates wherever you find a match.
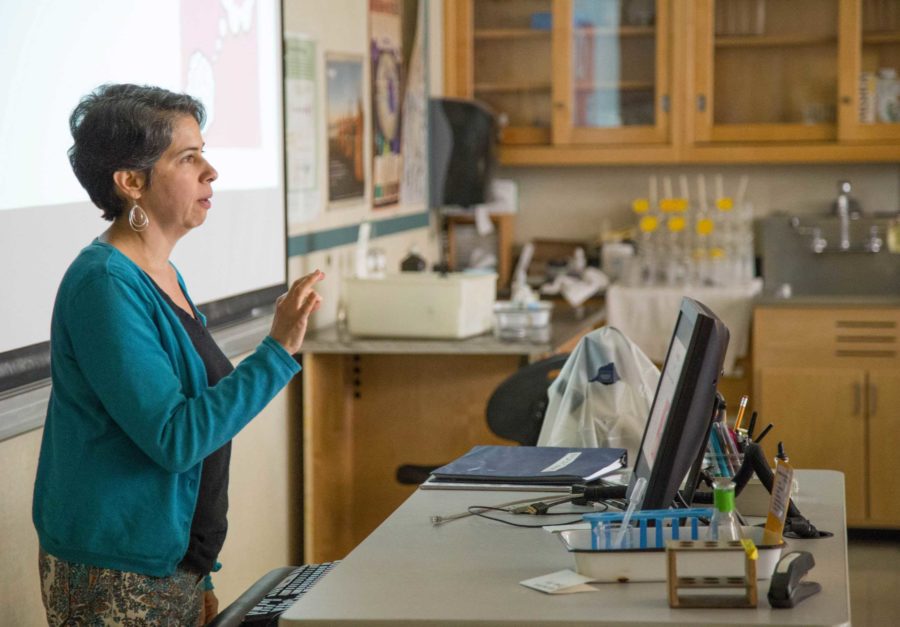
[39,548,204,626]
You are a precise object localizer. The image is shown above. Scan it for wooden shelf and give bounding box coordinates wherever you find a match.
[574,26,656,38]
[715,34,836,48]
[474,28,550,41]
[575,80,654,92]
[863,31,900,44]
[474,81,552,94]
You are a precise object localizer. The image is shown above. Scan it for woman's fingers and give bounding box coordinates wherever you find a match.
[299,291,320,317]
[287,270,324,307]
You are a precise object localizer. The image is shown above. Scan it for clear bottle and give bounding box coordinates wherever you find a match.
[706,477,742,541]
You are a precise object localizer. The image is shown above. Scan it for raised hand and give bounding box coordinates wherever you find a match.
[269,270,324,354]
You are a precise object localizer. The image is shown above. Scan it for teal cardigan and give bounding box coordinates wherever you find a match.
[33,240,300,577]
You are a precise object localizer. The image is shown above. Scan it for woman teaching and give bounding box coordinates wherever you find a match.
[32,83,323,625]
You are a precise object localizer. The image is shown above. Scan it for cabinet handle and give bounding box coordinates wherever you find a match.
[661,94,670,113]
[869,384,878,417]
[853,381,862,416]
[696,94,706,112]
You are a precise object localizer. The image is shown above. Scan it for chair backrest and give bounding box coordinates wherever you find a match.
[486,352,570,446]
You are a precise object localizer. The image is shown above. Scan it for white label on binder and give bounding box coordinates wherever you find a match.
[543,452,581,473]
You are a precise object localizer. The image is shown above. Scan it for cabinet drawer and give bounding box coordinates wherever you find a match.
[754,307,899,368]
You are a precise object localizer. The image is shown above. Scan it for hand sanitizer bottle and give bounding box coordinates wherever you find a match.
[706,478,742,541]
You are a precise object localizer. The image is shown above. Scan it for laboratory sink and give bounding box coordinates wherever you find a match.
[759,214,900,297]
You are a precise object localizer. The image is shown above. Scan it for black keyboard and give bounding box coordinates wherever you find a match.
[240,561,339,625]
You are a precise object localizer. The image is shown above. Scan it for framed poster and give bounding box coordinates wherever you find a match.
[325,54,365,204]
[370,0,403,207]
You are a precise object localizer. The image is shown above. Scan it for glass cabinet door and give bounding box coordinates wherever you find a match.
[692,0,839,142]
[470,0,554,145]
[838,0,900,140]
[553,0,671,144]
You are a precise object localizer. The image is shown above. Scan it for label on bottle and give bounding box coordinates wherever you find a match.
[763,459,794,545]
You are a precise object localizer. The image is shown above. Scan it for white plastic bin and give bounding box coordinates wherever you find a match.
[344,272,497,339]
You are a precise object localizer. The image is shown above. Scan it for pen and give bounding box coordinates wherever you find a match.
[747,411,758,439]
[755,423,774,444]
[734,395,749,431]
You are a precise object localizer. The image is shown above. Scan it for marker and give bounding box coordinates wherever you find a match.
[747,411,758,439]
[755,423,774,444]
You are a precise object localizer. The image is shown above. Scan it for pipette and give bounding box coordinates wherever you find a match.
[613,476,647,549]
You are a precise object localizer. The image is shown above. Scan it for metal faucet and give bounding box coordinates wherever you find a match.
[834,180,852,251]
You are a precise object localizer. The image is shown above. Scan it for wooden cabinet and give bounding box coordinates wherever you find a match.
[445,0,680,164]
[443,0,900,164]
[838,0,900,142]
[692,0,840,144]
[753,306,900,528]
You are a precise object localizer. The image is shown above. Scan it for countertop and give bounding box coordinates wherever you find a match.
[755,294,900,308]
[300,302,606,355]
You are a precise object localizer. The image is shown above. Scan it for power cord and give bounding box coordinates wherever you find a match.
[465,500,609,528]
[430,489,614,528]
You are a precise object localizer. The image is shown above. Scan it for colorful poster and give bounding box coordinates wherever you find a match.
[325,54,366,204]
[285,33,320,225]
[369,0,403,207]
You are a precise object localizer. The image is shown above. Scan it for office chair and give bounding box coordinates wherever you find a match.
[395,352,570,484]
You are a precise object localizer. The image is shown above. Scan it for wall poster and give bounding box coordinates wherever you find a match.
[369,0,403,207]
[325,54,365,205]
[284,33,320,225]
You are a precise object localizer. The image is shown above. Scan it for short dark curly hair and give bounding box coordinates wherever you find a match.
[68,84,206,221]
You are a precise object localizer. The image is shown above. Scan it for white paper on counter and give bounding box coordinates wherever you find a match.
[520,569,597,595]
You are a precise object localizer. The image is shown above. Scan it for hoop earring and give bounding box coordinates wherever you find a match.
[128,203,149,232]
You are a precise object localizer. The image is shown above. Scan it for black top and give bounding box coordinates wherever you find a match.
[153,283,235,576]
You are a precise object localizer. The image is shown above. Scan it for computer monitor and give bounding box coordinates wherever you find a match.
[627,297,730,510]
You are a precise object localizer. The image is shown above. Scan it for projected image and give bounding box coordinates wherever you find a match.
[0,0,278,213]
[181,0,261,147]
[0,0,285,355]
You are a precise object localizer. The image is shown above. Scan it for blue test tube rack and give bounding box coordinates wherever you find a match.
[583,508,714,550]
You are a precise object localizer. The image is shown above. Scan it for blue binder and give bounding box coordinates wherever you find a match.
[429,445,627,485]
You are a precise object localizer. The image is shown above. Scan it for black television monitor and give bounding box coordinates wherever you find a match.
[627,297,730,510]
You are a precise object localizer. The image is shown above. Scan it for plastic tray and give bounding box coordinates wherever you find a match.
[554,525,784,583]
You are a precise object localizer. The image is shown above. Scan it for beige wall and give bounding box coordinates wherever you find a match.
[501,163,900,246]
[0,428,44,626]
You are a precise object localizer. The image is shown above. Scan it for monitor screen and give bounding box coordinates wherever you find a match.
[627,297,729,510]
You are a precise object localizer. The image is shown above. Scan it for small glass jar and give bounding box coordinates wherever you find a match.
[706,478,742,542]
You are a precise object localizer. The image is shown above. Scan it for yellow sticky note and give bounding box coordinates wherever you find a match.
[696,218,714,236]
[632,198,650,214]
[716,197,734,211]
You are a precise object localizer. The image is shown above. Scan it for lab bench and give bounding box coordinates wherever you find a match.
[299,303,605,562]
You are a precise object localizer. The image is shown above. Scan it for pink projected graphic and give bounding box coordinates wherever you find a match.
[180,0,260,147]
